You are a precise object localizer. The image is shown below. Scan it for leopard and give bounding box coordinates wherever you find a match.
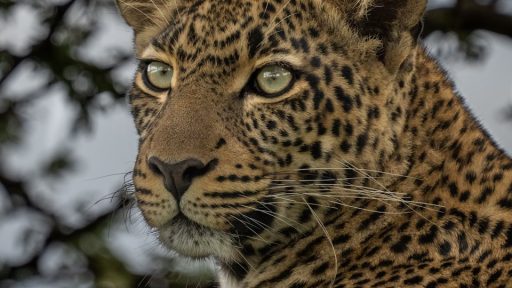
[115,0,512,287]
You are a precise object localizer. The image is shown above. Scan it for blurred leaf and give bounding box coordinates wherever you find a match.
[423,0,512,61]
[0,0,14,9]
[0,101,23,144]
[42,151,76,178]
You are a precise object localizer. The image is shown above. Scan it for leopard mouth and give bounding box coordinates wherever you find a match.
[157,213,237,261]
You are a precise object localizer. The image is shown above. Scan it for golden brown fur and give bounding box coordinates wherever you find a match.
[116,0,512,286]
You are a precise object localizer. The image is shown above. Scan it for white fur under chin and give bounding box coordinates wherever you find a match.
[158,218,237,261]
[218,269,243,288]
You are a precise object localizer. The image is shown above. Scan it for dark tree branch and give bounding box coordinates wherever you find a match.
[424,4,512,39]
[0,171,131,282]
[0,0,76,88]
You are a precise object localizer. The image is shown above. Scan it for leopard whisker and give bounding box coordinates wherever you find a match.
[336,160,442,226]
[269,0,293,28]
[137,274,153,288]
[217,216,250,250]
[117,0,166,31]
[269,176,389,182]
[236,207,276,234]
[239,203,307,232]
[270,194,412,215]
[148,0,171,27]
[84,171,133,181]
[269,194,343,211]
[264,12,299,40]
[263,0,270,18]
[268,183,435,206]
[235,194,307,229]
[90,176,134,209]
[229,214,272,244]
[273,190,401,212]
[229,255,252,275]
[171,0,182,24]
[213,221,255,271]
[267,188,402,210]
[273,191,402,203]
[300,196,337,288]
[267,184,408,197]
[268,167,419,180]
[237,205,288,233]
[268,186,400,200]
[293,179,441,209]
[161,1,179,34]
[272,191,443,212]
[268,181,413,204]
[262,0,294,43]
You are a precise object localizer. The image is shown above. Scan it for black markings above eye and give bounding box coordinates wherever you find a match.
[247,27,264,59]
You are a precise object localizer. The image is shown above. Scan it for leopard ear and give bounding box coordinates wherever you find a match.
[348,0,427,73]
[115,0,170,33]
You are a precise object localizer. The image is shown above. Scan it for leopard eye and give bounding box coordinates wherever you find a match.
[144,61,173,90]
[255,65,293,97]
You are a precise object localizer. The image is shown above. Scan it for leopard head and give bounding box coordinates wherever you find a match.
[116,0,427,262]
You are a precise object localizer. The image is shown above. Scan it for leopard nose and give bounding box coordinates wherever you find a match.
[148,157,207,201]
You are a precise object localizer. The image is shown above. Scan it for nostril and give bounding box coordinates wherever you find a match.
[182,158,218,182]
[148,157,163,175]
[182,167,197,183]
[205,158,219,172]
[181,160,207,182]
[146,157,209,201]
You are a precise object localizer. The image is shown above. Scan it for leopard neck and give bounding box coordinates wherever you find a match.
[219,48,512,283]
[396,48,512,215]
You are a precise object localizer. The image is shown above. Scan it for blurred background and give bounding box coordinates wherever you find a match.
[0,0,511,287]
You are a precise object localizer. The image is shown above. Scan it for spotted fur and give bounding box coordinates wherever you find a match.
[116,0,512,287]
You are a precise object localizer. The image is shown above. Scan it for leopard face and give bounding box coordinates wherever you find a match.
[118,0,425,263]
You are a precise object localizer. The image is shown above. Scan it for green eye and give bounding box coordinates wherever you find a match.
[255,65,293,96]
[144,61,173,90]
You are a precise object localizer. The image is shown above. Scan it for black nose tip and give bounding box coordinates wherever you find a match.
[148,157,207,201]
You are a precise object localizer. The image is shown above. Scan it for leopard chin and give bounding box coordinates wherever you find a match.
[158,214,237,261]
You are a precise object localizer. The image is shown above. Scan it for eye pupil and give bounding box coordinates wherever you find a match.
[144,61,173,90]
[255,65,293,97]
